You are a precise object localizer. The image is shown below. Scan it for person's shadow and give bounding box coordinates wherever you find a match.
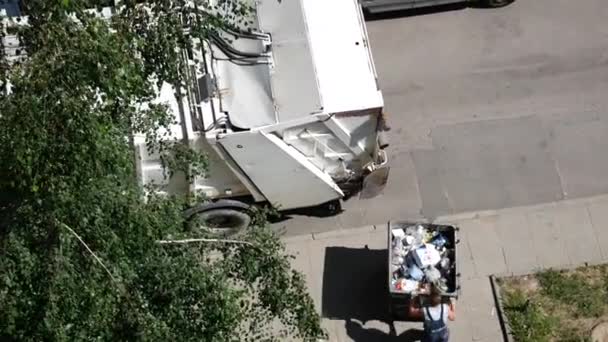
[345,319,424,342]
[322,246,425,341]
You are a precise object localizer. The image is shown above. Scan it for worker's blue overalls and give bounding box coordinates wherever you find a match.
[423,304,449,342]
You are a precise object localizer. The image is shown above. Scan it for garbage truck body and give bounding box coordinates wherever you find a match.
[133,0,387,225]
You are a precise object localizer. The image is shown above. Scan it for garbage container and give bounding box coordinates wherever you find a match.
[387,221,460,320]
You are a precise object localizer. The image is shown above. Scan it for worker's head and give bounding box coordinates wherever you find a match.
[430,284,442,306]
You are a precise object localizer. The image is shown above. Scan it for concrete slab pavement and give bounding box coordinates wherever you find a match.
[551,205,602,266]
[284,194,608,341]
[459,216,508,278]
[527,208,572,270]
[493,213,538,275]
[588,202,608,260]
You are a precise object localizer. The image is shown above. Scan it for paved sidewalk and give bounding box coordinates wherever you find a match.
[283,194,608,341]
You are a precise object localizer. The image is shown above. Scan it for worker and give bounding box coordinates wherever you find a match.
[408,285,456,342]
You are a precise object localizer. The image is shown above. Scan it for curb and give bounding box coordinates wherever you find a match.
[489,275,514,342]
[282,225,378,244]
[310,224,377,241]
[282,233,314,244]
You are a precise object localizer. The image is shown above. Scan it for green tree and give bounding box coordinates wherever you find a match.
[0,1,324,340]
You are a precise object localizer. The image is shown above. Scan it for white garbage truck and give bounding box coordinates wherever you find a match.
[134,0,389,233]
[133,0,389,232]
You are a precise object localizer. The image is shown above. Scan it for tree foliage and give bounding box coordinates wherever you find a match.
[0,1,323,340]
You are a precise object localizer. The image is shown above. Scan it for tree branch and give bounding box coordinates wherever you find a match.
[157,237,255,247]
[58,221,118,283]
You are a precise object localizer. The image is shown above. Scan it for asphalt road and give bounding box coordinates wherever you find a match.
[278,0,608,236]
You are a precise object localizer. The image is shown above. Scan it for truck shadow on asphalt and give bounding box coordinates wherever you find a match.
[322,246,424,342]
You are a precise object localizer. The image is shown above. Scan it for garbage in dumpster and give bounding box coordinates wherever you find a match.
[394,278,419,292]
[435,278,448,293]
[430,233,448,248]
[392,228,406,239]
[390,224,456,294]
[412,244,441,268]
[406,264,424,281]
[424,266,441,283]
[439,257,451,271]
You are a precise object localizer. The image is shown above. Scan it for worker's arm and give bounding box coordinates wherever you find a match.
[447,300,456,321]
[408,300,424,320]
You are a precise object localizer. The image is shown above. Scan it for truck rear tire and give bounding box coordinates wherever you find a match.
[184,200,252,236]
[478,0,515,8]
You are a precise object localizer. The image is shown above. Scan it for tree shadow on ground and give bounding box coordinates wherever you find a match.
[322,246,425,341]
